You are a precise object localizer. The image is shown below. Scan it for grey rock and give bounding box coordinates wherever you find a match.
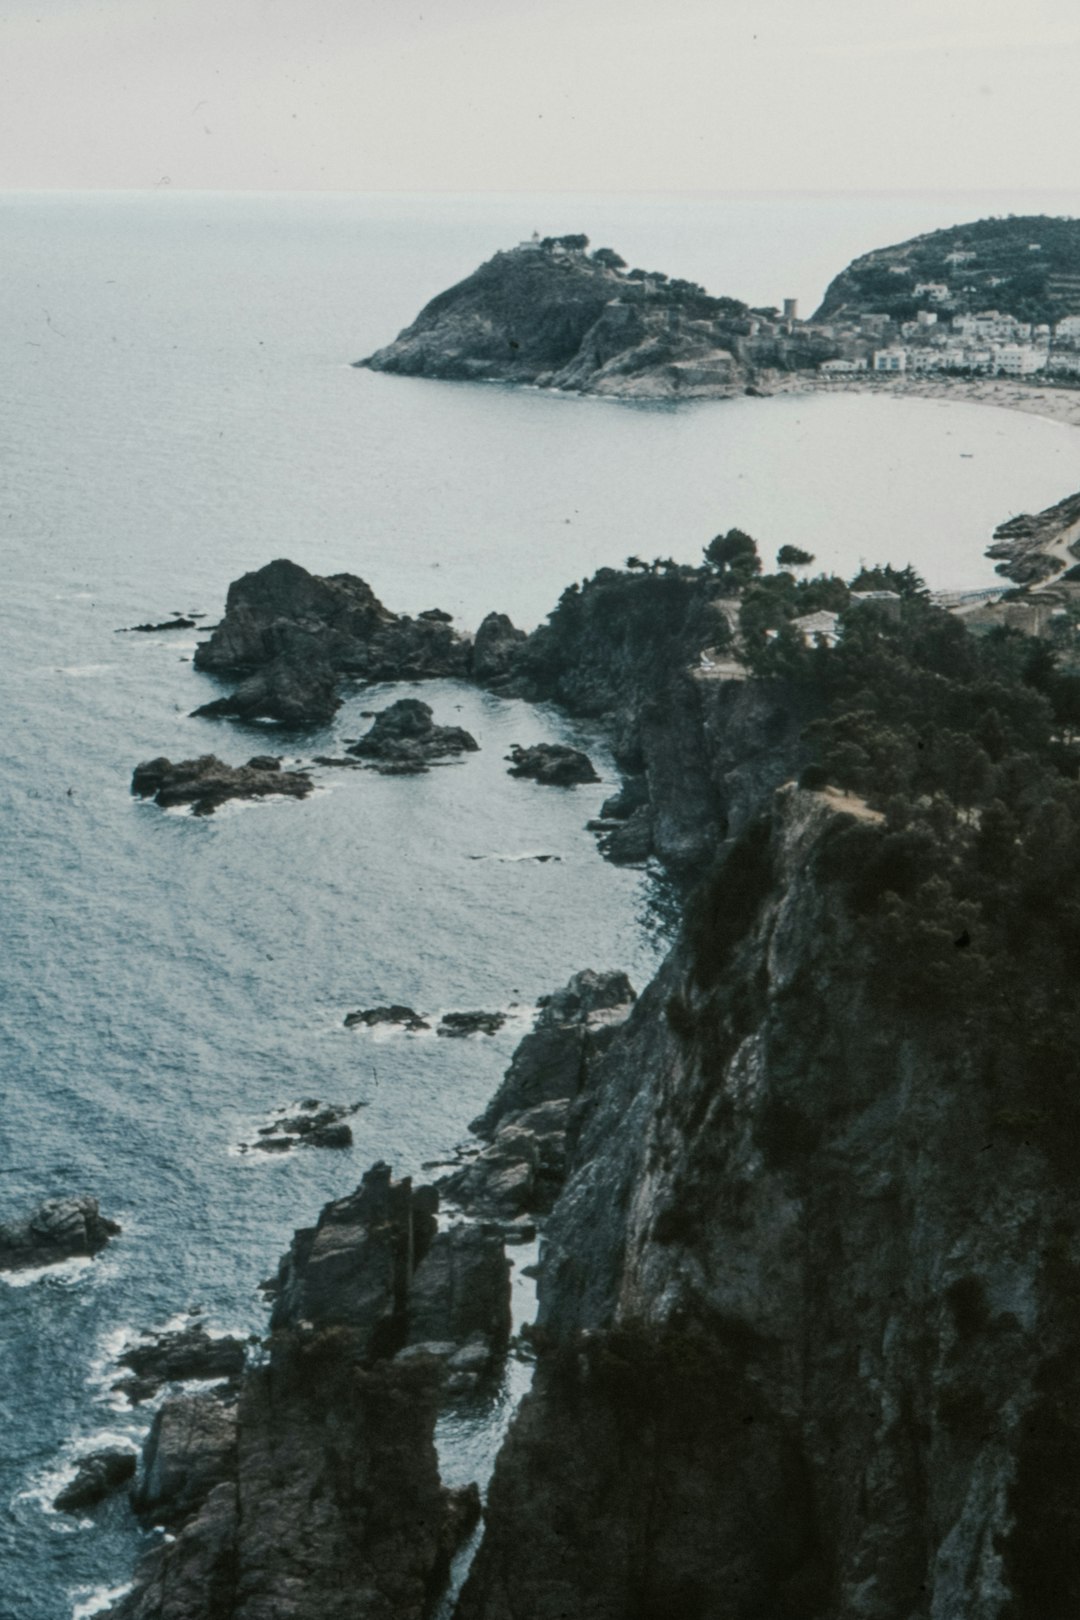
[344,1004,431,1032]
[0,1195,119,1273]
[54,1449,136,1514]
[130,754,312,815]
[506,742,599,786]
[132,1395,238,1528]
[437,1010,506,1038]
[347,698,478,770]
[472,611,527,684]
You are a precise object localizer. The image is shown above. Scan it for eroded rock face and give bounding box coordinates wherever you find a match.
[506,743,599,786]
[112,1348,464,1620]
[456,789,1079,1620]
[0,1196,119,1273]
[111,1163,508,1620]
[347,699,479,772]
[131,754,313,815]
[112,1321,248,1405]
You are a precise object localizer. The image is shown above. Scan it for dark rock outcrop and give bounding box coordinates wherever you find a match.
[471,612,527,685]
[0,1195,119,1273]
[54,1449,136,1514]
[118,616,198,633]
[241,1100,362,1155]
[111,1163,506,1620]
[437,1011,506,1039]
[112,1320,248,1404]
[442,971,637,1219]
[347,699,479,772]
[345,1005,431,1032]
[191,558,470,728]
[112,1348,466,1620]
[506,742,599,786]
[986,487,1080,584]
[507,563,805,875]
[193,651,342,727]
[131,754,313,815]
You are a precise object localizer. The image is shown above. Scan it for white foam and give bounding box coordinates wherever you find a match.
[70,1582,134,1620]
[1,1255,94,1289]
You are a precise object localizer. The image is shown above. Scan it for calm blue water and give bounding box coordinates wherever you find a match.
[4,191,1080,1620]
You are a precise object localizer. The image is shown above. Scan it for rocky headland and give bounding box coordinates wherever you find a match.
[358,233,833,401]
[107,494,1080,1616]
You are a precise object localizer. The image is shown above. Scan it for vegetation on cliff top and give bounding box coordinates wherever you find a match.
[814,213,1080,326]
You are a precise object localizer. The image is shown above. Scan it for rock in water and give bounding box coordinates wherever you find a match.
[437,1011,506,1038]
[130,754,312,815]
[346,698,478,772]
[54,1449,136,1513]
[0,1195,119,1273]
[344,1004,431,1031]
[506,742,599,786]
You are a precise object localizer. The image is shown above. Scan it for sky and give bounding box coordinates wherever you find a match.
[3,0,1080,193]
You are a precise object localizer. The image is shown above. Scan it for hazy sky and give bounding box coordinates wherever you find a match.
[3,0,1080,193]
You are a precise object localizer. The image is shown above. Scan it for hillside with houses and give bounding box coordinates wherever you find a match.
[810,214,1080,381]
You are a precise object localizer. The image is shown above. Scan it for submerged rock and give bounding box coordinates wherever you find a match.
[347,698,478,772]
[0,1195,119,1273]
[506,742,599,786]
[54,1449,136,1514]
[130,754,312,815]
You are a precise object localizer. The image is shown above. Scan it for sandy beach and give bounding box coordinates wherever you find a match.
[766,371,1080,428]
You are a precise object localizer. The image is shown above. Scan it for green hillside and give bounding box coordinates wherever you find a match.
[814,215,1080,326]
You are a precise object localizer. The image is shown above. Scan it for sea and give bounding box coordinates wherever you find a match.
[4,189,1080,1620]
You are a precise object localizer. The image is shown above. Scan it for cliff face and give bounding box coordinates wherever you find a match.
[358,238,757,400]
[512,565,806,874]
[457,786,1078,1620]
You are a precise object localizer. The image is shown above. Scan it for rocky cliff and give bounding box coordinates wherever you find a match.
[457,781,1080,1620]
[358,236,771,400]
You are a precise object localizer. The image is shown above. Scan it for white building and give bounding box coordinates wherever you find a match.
[820,357,868,374]
[914,282,950,302]
[993,344,1048,376]
[873,348,908,372]
[945,250,976,267]
[1055,315,1080,340]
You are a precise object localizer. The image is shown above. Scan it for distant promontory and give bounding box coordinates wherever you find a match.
[357,233,832,400]
[358,218,1080,409]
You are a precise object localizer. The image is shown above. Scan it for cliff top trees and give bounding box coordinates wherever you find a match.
[704,529,761,593]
